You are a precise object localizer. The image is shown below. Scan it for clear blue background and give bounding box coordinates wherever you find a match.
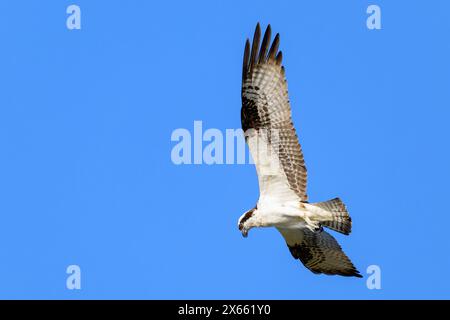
[1,0,449,299]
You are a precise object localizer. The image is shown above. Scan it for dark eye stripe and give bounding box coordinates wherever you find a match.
[239,208,256,228]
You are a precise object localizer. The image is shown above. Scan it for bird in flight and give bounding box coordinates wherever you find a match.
[238,23,361,278]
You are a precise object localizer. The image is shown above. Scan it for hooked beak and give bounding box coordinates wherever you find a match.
[238,223,248,238]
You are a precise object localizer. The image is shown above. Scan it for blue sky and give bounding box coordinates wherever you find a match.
[0,1,449,299]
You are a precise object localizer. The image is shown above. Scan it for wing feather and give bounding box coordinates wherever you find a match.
[258,25,271,64]
[267,33,279,62]
[277,227,362,277]
[241,23,308,201]
[249,23,261,77]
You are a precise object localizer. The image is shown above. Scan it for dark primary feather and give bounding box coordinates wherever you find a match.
[275,51,283,65]
[242,40,250,82]
[249,23,261,77]
[267,33,279,61]
[258,25,271,64]
[241,23,308,201]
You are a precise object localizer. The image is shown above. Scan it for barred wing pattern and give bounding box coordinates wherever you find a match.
[241,23,308,202]
[277,227,362,277]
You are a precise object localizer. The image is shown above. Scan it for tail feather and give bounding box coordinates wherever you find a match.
[313,198,352,235]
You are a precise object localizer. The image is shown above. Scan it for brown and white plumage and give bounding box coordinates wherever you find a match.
[241,24,308,202]
[238,23,361,278]
[278,226,360,277]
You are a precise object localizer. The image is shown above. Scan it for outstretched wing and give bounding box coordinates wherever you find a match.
[277,227,362,277]
[241,23,308,202]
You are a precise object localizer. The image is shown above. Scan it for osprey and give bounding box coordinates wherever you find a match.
[238,23,362,278]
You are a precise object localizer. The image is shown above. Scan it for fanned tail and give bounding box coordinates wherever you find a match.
[312,198,352,235]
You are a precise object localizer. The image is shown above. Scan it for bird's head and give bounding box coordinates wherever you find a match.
[238,207,257,238]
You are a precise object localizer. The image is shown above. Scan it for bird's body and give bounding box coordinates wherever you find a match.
[244,201,307,229]
[237,23,361,278]
[240,195,336,232]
